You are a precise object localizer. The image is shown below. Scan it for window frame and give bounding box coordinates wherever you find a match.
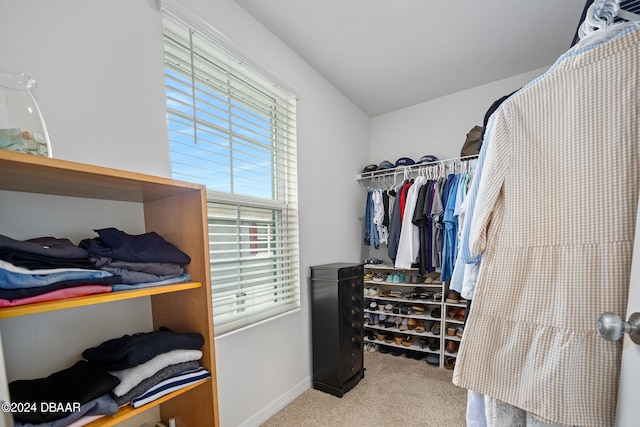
[161,6,300,335]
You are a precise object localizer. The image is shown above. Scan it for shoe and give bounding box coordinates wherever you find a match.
[394,334,404,345]
[411,304,426,314]
[456,327,464,338]
[399,318,409,331]
[391,348,405,357]
[445,357,456,370]
[430,307,441,319]
[423,319,435,332]
[379,345,391,354]
[410,286,426,299]
[376,331,385,341]
[415,319,426,333]
[446,326,456,336]
[366,330,377,341]
[446,340,459,353]
[433,292,443,302]
[407,318,417,330]
[426,354,440,366]
[384,303,394,313]
[407,350,425,360]
[431,321,441,335]
[400,305,414,315]
[446,307,457,319]
[386,274,396,283]
[446,290,461,304]
[373,273,386,282]
[384,333,394,343]
[428,337,439,351]
[369,287,379,296]
[454,308,467,322]
[401,335,415,346]
[394,316,402,329]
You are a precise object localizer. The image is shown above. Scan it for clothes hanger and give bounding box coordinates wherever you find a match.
[579,0,640,40]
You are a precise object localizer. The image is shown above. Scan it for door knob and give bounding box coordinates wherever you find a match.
[597,312,640,344]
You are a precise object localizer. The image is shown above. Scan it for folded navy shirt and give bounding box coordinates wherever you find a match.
[80,228,191,264]
[0,235,94,270]
[82,327,205,371]
[9,360,120,424]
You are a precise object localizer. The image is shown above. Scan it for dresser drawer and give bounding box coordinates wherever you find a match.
[341,347,362,382]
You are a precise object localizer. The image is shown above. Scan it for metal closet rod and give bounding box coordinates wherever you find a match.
[355,154,479,182]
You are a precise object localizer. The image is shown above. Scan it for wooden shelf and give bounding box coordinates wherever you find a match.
[83,378,209,427]
[0,282,202,319]
[0,151,219,426]
[0,150,202,203]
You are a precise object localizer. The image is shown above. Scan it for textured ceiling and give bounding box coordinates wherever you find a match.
[235,0,588,116]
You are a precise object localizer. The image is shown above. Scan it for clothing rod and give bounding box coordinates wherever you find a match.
[355,154,478,182]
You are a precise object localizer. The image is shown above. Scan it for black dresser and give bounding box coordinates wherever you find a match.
[309,262,365,397]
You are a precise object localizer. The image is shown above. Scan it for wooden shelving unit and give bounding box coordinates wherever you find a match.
[0,150,219,426]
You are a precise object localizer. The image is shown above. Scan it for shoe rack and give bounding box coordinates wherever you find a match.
[363,265,466,370]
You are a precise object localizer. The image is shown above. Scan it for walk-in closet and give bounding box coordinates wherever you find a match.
[1,1,639,426]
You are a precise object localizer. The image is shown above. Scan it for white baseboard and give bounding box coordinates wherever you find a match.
[237,375,313,427]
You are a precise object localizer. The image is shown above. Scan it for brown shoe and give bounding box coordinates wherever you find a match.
[401,335,415,346]
[446,340,459,353]
[446,290,460,304]
[407,318,417,330]
[445,357,456,370]
[454,308,467,322]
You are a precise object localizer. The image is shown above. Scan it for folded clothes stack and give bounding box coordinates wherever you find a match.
[0,234,120,308]
[9,360,120,426]
[9,328,210,426]
[0,227,193,308]
[82,327,210,409]
[80,227,192,291]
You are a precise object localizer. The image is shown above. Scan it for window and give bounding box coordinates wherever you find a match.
[161,9,300,335]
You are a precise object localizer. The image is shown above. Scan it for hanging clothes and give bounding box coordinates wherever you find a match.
[387,184,404,261]
[394,176,426,269]
[363,191,377,248]
[430,178,444,272]
[453,23,640,427]
[413,179,434,275]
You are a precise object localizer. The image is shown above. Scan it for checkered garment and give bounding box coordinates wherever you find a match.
[453,24,640,427]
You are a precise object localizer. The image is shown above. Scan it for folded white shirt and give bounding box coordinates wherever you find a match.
[109,349,202,396]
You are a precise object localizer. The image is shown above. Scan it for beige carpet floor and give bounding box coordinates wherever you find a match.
[262,350,467,427]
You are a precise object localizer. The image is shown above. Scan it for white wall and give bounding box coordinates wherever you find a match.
[0,1,369,427]
[369,67,549,164]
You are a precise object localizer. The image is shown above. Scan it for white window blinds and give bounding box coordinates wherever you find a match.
[161,10,300,335]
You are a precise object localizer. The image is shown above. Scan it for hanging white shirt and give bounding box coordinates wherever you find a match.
[394,176,425,269]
